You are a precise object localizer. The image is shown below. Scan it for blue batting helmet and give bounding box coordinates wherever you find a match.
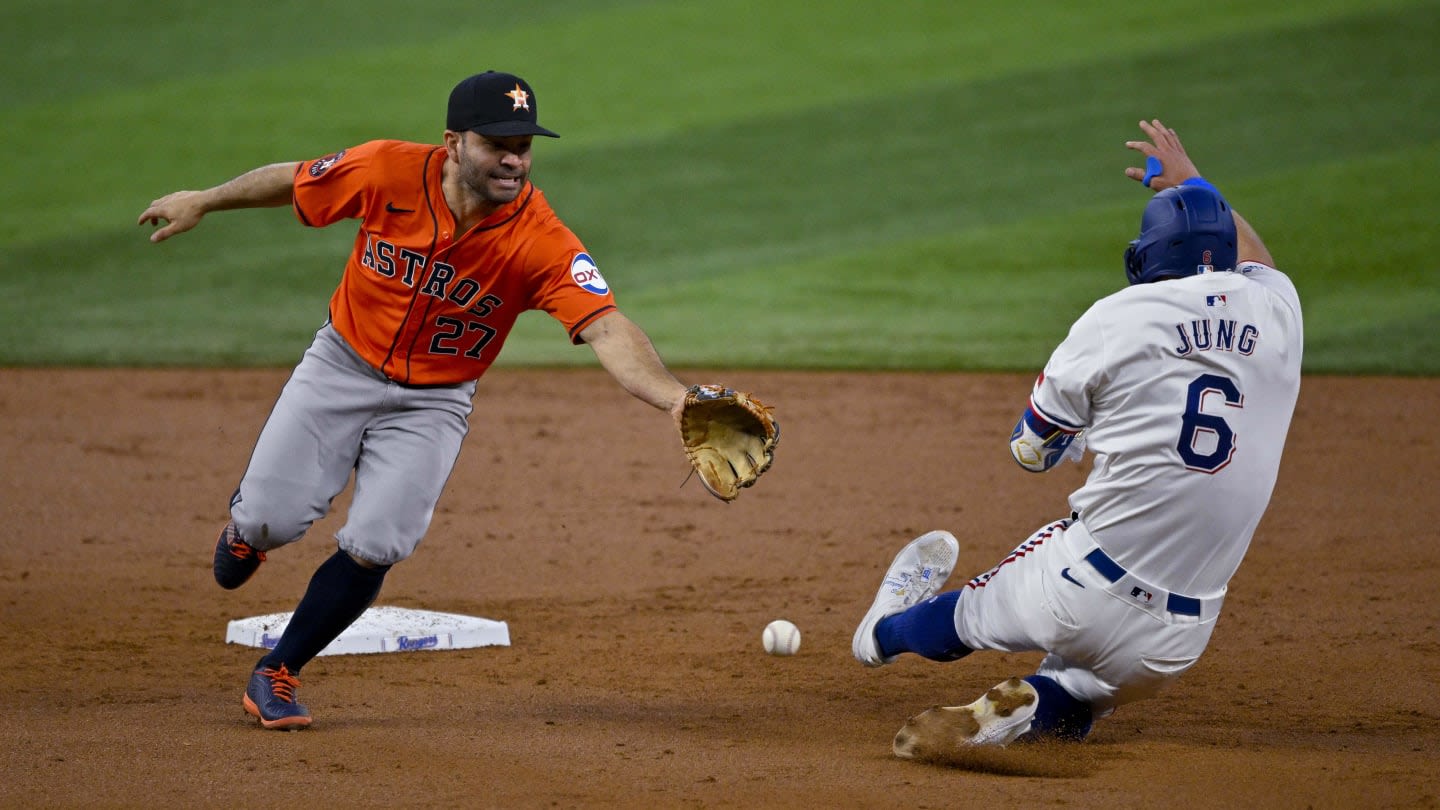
[1123,184,1237,285]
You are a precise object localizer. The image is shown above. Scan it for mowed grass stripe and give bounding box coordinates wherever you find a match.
[1,2,1434,373]
[495,144,1437,373]
[1,0,1406,245]
[537,3,1440,283]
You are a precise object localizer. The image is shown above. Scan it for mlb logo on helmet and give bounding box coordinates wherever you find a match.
[570,252,608,295]
[1197,249,1214,274]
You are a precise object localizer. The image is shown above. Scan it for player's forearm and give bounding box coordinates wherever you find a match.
[200,162,300,212]
[1231,210,1275,268]
[582,312,688,412]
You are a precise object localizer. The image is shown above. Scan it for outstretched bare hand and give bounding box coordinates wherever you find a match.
[1124,119,1202,193]
[137,191,208,243]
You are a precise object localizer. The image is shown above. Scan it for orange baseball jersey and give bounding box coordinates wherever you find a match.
[291,139,616,385]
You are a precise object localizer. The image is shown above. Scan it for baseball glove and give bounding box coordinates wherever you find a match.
[679,384,779,502]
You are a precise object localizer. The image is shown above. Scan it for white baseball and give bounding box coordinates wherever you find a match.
[762,619,801,656]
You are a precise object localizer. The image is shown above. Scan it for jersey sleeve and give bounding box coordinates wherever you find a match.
[1029,304,1108,431]
[291,141,386,228]
[525,229,617,343]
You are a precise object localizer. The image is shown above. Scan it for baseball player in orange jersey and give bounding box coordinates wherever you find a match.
[139,71,707,730]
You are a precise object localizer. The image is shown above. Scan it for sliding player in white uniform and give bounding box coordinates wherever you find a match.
[852,120,1303,755]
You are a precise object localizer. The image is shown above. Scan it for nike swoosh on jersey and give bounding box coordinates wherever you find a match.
[386,202,415,214]
[1060,567,1085,588]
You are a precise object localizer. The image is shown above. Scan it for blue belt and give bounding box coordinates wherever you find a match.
[1081,548,1202,617]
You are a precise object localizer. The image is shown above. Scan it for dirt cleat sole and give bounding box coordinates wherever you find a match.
[893,677,1039,757]
[852,530,959,667]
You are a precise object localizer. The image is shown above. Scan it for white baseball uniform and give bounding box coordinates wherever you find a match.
[953,261,1303,711]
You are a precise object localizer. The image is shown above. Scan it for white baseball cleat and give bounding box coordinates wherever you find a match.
[892,677,1039,757]
[851,530,959,667]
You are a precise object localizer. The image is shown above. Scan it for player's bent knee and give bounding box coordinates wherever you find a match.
[230,514,312,551]
[231,490,328,550]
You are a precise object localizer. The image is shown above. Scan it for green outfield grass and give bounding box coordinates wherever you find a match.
[2,0,1436,373]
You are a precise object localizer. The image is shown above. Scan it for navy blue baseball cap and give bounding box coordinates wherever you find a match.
[446,71,559,138]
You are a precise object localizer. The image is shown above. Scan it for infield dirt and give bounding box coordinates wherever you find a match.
[2,369,1436,808]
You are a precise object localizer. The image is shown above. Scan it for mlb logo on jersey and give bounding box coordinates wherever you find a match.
[1207,294,1228,307]
[570,252,608,295]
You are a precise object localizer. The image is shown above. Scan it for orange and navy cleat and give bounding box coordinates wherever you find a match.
[243,665,312,730]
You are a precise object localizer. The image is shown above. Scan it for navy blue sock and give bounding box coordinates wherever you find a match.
[1023,675,1094,741]
[259,549,390,674]
[874,591,972,661]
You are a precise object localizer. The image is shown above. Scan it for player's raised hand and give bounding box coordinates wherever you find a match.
[137,190,209,243]
[1124,119,1202,192]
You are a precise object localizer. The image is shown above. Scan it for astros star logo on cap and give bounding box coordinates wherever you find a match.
[505,84,530,111]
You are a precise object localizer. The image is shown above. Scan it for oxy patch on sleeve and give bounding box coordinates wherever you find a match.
[569,252,609,295]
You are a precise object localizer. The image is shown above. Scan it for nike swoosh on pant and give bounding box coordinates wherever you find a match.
[1060,567,1085,588]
